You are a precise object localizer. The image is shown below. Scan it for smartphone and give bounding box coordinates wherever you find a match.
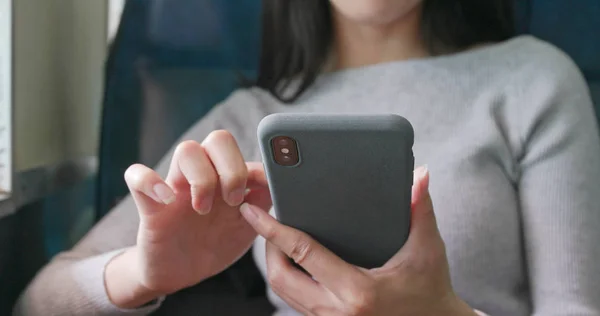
[257,113,414,269]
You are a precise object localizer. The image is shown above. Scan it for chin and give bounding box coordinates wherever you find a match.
[330,0,422,25]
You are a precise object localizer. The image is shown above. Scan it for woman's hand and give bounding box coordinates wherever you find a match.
[241,167,477,316]
[105,130,271,308]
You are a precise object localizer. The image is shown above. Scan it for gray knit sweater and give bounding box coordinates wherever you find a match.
[14,36,600,316]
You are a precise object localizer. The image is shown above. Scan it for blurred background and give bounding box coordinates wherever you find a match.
[0,0,598,314]
[0,1,265,314]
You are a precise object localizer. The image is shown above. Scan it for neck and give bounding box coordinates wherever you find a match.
[331,5,428,71]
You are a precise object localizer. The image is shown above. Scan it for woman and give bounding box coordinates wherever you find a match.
[15,0,600,315]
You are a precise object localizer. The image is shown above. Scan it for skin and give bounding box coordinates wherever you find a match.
[242,167,477,316]
[105,132,272,308]
[106,0,481,314]
[330,0,428,69]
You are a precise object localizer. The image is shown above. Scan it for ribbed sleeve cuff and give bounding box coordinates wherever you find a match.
[70,249,165,315]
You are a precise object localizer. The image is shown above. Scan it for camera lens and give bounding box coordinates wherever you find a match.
[272,136,299,166]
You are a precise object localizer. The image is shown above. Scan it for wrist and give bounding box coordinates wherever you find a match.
[105,247,162,309]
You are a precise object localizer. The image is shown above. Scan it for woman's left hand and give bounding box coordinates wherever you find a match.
[240,167,478,316]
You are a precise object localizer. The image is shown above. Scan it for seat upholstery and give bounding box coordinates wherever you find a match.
[96,1,273,314]
[519,0,600,115]
[97,0,261,219]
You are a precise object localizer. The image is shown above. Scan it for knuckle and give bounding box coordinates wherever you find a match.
[266,266,285,293]
[288,237,313,266]
[204,129,235,146]
[175,140,203,157]
[262,223,279,241]
[344,287,377,316]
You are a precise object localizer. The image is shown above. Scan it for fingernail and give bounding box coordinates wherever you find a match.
[418,165,430,192]
[153,183,176,205]
[197,195,214,214]
[228,188,246,206]
[240,203,259,223]
[415,165,428,181]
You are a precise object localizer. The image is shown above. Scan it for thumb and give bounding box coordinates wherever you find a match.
[406,166,442,247]
[384,166,444,268]
[385,166,441,267]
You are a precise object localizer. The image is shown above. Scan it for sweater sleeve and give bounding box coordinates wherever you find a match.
[515,51,600,315]
[11,196,163,316]
[12,89,265,316]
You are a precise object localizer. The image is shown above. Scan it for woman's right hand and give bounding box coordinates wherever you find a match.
[104,130,272,309]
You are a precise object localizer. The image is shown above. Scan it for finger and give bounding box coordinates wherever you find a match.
[385,166,442,267]
[202,130,248,206]
[124,164,175,215]
[240,203,366,295]
[246,162,269,188]
[408,166,441,244]
[244,162,272,211]
[265,242,327,313]
[166,141,218,214]
[244,188,272,213]
[275,291,316,316]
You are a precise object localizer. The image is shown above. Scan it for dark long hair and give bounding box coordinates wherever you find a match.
[255,0,515,103]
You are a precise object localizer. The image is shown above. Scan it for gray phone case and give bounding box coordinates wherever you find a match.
[258,114,414,269]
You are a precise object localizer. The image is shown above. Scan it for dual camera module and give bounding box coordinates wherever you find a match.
[271,136,300,166]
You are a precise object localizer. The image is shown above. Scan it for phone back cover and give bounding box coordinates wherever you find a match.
[258,114,414,268]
